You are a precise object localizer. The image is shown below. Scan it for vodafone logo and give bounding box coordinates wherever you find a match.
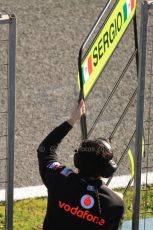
[80,195,94,209]
[58,200,105,226]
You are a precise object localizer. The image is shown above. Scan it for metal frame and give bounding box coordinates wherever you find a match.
[77,0,141,202]
[0,13,16,230]
[77,0,139,199]
[78,0,115,140]
[78,0,138,141]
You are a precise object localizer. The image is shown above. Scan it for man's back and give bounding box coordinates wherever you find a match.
[42,162,124,230]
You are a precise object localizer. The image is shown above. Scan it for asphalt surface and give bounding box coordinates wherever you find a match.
[0,0,153,189]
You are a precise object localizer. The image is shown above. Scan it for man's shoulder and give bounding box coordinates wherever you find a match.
[47,161,77,178]
[100,184,124,206]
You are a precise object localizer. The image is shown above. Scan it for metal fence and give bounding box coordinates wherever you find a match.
[0,13,16,230]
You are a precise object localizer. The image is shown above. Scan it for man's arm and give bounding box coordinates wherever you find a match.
[37,121,72,173]
[37,99,86,182]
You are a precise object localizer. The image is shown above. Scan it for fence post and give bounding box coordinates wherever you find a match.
[5,14,16,230]
[132,1,149,229]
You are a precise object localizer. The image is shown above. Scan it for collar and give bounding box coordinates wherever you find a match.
[78,173,103,188]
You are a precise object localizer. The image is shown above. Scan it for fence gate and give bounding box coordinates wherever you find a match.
[0,13,16,230]
[77,0,139,222]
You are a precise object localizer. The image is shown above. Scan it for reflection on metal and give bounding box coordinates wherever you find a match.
[78,0,139,199]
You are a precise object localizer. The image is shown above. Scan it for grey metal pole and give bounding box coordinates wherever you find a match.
[6,14,16,230]
[132,1,149,230]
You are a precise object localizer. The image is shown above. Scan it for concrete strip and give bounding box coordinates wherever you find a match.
[0,172,153,201]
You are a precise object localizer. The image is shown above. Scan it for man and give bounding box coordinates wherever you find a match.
[37,100,124,230]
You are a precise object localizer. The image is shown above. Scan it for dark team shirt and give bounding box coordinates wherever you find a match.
[37,121,124,230]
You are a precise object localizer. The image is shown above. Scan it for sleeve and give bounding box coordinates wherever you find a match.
[110,197,124,230]
[102,185,124,230]
[111,206,124,230]
[37,121,72,185]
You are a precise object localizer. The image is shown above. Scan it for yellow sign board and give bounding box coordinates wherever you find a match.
[78,0,137,99]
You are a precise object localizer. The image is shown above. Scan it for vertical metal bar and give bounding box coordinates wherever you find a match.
[132,2,148,230]
[6,14,16,230]
[78,48,88,140]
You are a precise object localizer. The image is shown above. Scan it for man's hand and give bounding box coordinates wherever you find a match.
[68,99,86,127]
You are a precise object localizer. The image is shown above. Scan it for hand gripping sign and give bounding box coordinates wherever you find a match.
[78,0,137,99]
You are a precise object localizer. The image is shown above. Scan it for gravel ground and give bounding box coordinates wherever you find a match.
[0,0,152,189]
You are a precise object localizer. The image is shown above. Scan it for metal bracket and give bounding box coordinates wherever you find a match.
[146,0,153,9]
[0,13,10,24]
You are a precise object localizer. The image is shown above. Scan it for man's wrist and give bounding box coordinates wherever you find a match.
[67,118,76,127]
